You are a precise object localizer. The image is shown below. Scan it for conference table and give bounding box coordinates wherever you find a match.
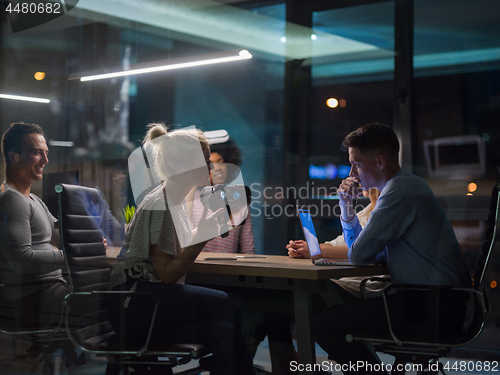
[107,247,387,373]
[187,252,388,374]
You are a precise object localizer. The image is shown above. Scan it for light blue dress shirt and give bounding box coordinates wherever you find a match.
[342,170,471,288]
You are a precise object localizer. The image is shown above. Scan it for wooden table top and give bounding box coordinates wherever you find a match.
[106,248,387,281]
[191,252,388,281]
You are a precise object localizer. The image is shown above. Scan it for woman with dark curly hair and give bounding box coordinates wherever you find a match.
[189,137,255,254]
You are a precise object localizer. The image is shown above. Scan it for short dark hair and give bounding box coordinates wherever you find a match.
[1,122,44,167]
[343,123,399,162]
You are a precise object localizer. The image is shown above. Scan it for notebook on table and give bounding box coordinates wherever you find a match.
[297,207,352,266]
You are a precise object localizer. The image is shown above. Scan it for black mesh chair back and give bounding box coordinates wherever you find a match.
[56,183,115,350]
[472,182,500,315]
[56,183,210,374]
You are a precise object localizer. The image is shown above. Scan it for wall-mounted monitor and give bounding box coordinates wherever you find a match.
[423,135,486,179]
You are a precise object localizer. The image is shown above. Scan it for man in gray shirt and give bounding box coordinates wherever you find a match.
[0,122,68,329]
[314,123,471,374]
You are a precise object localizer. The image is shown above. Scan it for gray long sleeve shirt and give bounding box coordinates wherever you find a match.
[0,183,65,300]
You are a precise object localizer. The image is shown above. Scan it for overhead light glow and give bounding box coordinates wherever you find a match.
[280,36,286,43]
[468,183,477,193]
[311,34,317,41]
[0,93,50,103]
[238,49,252,59]
[71,49,252,82]
[34,72,46,80]
[49,140,74,147]
[326,98,339,108]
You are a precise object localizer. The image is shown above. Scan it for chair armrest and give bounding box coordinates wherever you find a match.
[0,278,66,289]
[63,290,160,357]
[359,276,392,300]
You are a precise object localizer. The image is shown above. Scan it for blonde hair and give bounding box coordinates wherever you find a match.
[143,123,209,181]
[143,123,168,144]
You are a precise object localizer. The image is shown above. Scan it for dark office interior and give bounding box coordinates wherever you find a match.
[1,0,500,373]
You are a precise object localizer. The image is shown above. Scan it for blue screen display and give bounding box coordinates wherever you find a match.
[298,210,322,258]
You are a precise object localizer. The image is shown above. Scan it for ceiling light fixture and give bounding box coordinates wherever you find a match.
[0,93,50,103]
[49,140,75,147]
[34,72,46,80]
[70,49,252,82]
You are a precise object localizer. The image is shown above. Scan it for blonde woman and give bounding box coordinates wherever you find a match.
[108,124,255,375]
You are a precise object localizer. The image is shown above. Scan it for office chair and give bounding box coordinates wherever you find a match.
[56,183,211,375]
[350,181,500,375]
[0,276,81,374]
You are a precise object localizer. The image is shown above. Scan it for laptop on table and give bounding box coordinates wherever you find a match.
[297,207,352,266]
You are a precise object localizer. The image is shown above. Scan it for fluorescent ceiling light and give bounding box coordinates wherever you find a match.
[0,94,50,103]
[70,49,252,82]
[49,140,75,147]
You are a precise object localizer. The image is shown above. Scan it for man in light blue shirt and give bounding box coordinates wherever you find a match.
[314,123,470,374]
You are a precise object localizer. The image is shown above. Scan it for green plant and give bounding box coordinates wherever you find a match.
[122,204,136,224]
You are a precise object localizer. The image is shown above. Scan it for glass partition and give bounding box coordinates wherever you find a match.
[308,1,395,242]
[1,0,500,367]
[0,0,288,253]
[1,0,498,264]
[413,0,500,354]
